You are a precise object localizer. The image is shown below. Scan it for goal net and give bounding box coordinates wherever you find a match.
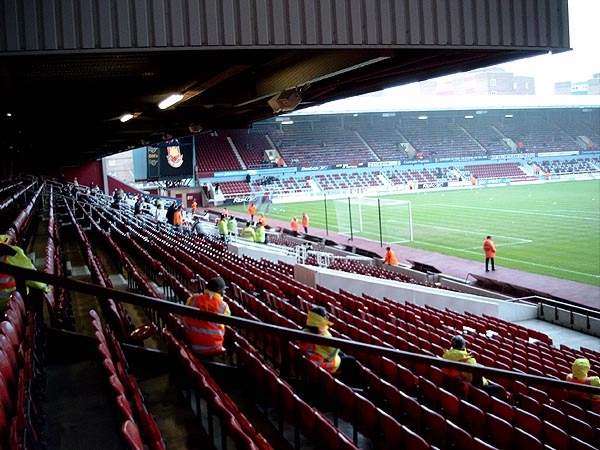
[332,196,413,245]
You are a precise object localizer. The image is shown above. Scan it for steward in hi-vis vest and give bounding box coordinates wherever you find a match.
[182,277,231,355]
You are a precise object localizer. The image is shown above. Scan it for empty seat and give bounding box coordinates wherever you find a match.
[513,426,543,450]
[515,393,541,415]
[489,395,514,423]
[542,419,571,450]
[459,399,486,439]
[121,419,144,450]
[514,407,542,438]
[420,404,447,449]
[570,435,599,450]
[377,409,403,449]
[541,403,567,429]
[401,423,430,450]
[438,387,461,423]
[566,414,595,442]
[484,412,514,450]
[560,399,587,421]
[446,418,474,450]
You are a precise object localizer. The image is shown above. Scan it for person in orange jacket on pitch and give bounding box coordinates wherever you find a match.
[247,203,256,222]
[290,216,299,236]
[483,235,496,272]
[301,212,310,233]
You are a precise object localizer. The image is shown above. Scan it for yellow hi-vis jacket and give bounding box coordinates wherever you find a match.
[0,238,49,309]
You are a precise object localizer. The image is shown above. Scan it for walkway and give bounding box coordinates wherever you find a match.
[269,218,600,310]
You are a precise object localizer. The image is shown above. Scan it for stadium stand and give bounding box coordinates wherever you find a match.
[0,179,597,449]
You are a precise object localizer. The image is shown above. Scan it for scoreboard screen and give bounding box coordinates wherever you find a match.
[145,136,194,180]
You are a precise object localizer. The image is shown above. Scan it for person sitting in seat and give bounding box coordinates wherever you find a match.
[182,277,231,357]
[566,357,600,413]
[442,334,505,398]
[0,234,50,314]
[298,306,360,387]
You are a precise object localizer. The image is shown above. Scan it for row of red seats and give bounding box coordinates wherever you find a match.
[234,269,599,449]
[90,309,166,450]
[162,327,273,450]
[0,291,45,449]
[74,191,596,450]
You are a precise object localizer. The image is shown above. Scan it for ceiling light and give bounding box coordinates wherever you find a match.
[120,113,134,123]
[464,115,474,119]
[281,120,294,125]
[158,94,184,110]
[418,115,428,120]
[504,114,513,118]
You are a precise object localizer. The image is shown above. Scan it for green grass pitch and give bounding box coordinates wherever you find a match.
[229,180,600,286]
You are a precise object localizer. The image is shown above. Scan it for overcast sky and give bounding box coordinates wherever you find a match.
[496,0,599,95]
[304,0,599,113]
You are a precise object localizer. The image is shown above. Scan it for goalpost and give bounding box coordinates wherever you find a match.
[332,196,413,245]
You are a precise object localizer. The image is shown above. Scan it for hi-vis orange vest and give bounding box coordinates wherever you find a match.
[298,313,341,374]
[300,339,339,373]
[183,292,229,354]
[566,375,600,403]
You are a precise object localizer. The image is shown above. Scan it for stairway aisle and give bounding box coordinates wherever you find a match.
[26,217,127,449]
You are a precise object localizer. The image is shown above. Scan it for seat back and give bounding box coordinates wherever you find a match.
[542,420,571,450]
[121,419,144,450]
[459,399,485,438]
[513,427,543,450]
[514,407,542,438]
[484,412,514,450]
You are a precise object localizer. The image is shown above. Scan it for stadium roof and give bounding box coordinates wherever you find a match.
[0,0,573,173]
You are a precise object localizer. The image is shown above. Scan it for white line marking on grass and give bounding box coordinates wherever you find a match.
[417,223,532,243]
[429,204,599,221]
[412,241,599,279]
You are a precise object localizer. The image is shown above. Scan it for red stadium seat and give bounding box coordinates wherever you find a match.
[541,403,566,429]
[438,387,461,423]
[542,420,571,450]
[566,414,595,442]
[447,418,475,449]
[513,427,543,450]
[377,409,403,450]
[121,419,144,450]
[459,399,486,439]
[489,395,515,423]
[420,404,447,449]
[401,423,430,450]
[484,413,514,450]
